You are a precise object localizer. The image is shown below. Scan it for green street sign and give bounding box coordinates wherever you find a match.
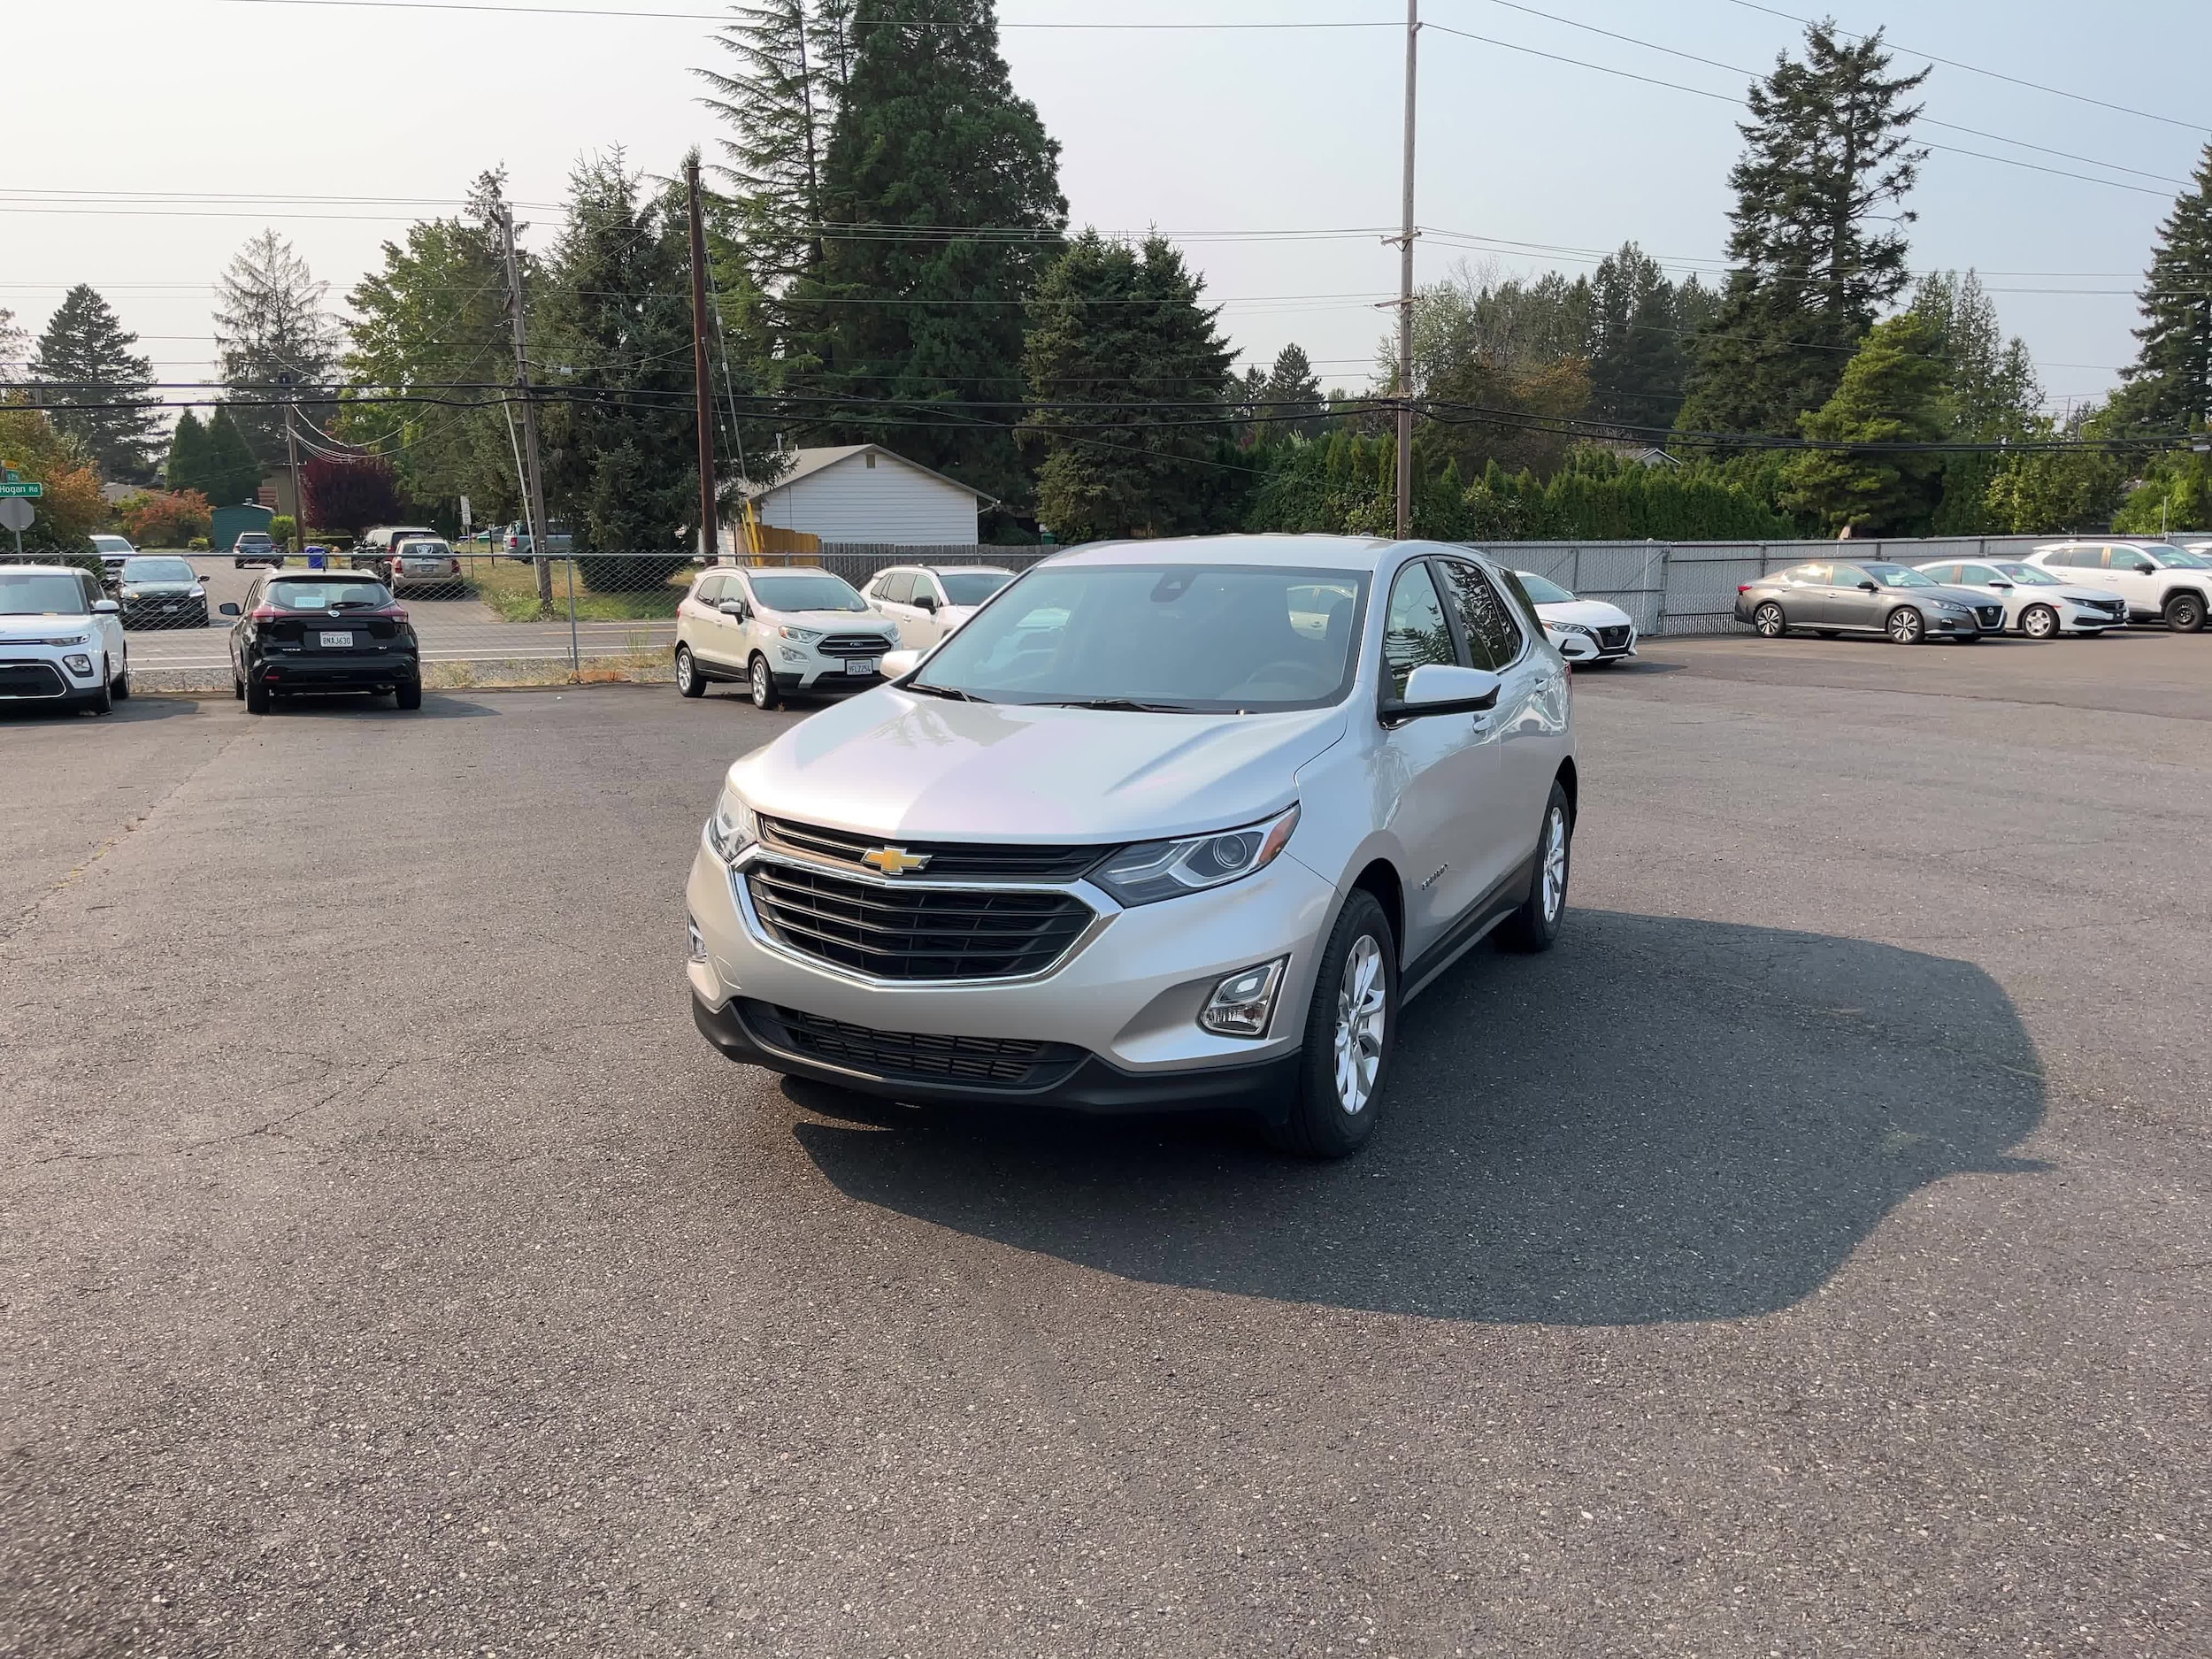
[0,482,42,497]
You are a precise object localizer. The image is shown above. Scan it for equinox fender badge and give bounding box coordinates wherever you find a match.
[861,845,930,876]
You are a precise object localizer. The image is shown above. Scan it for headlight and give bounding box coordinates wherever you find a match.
[778,626,821,642]
[119,588,141,599]
[1547,620,1594,638]
[189,587,206,598]
[704,786,758,863]
[1090,805,1300,907]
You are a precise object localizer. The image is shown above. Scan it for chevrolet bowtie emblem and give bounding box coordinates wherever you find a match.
[861,845,930,876]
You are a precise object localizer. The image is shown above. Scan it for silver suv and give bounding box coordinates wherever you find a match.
[685,536,1578,1157]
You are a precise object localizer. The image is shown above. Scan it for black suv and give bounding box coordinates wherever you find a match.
[219,571,422,712]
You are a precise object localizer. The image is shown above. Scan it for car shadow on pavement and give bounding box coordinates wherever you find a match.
[787,910,2047,1325]
[0,696,202,724]
[256,694,503,720]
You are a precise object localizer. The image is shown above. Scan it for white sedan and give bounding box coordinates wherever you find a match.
[1912,558,2126,638]
[1515,570,1637,664]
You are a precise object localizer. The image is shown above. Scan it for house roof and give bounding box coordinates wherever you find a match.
[743,444,996,508]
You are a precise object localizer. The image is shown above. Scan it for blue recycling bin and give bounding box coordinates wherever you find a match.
[307,549,326,570]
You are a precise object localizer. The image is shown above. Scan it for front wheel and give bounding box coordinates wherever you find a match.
[1501,784,1573,953]
[2164,591,2207,634]
[1267,889,1397,1160]
[1753,602,1787,639]
[2021,604,2059,641]
[1886,606,1926,645]
[675,644,707,698]
[748,653,781,710]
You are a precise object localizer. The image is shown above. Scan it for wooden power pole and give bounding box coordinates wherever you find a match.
[498,204,555,610]
[686,155,719,564]
[1394,0,1420,539]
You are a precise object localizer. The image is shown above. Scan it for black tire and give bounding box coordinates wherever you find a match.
[395,680,423,710]
[676,644,707,698]
[748,652,782,710]
[1753,602,1787,639]
[2163,591,2207,634]
[81,672,112,716]
[232,671,244,701]
[111,659,129,701]
[1500,783,1573,954]
[1886,605,1926,645]
[2021,603,2059,641]
[1266,889,1397,1160]
[245,678,272,715]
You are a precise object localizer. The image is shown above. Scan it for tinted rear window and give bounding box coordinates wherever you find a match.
[267,579,391,610]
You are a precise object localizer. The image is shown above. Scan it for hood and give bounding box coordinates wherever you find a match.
[0,613,94,639]
[1916,584,1996,609]
[2031,582,2124,604]
[1536,597,1631,630]
[772,608,897,638]
[731,691,1348,842]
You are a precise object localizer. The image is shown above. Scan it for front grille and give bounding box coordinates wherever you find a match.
[0,660,68,698]
[817,633,895,659]
[2081,598,2124,617]
[1595,625,1632,650]
[760,817,1115,882]
[739,1000,1085,1089]
[745,859,1095,980]
[1976,604,2004,626]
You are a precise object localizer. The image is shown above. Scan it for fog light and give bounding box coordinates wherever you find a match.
[687,915,708,964]
[63,653,93,677]
[1198,956,1288,1040]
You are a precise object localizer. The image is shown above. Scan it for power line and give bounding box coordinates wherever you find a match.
[1715,0,2211,136]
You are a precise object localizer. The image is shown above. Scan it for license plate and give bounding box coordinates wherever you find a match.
[846,658,876,675]
[319,631,355,649]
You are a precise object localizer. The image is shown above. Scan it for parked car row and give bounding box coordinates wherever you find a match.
[1735,541,2212,642]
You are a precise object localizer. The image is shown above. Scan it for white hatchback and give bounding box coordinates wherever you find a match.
[1513,570,1638,664]
[0,564,129,712]
[674,566,898,710]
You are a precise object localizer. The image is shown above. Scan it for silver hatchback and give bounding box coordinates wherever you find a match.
[1736,559,2007,643]
[686,536,1580,1158]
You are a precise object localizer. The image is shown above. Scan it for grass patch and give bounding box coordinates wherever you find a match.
[466,557,689,622]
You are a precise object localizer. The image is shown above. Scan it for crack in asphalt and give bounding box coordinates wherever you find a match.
[23,1059,406,1171]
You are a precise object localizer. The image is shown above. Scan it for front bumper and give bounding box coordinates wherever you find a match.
[685,834,1340,1107]
[778,665,887,695]
[0,643,105,701]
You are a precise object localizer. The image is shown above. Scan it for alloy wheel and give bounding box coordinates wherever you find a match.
[1540,803,1569,921]
[1333,934,1387,1116]
[1754,603,1786,638]
[2023,604,2057,640]
[1888,607,1925,644]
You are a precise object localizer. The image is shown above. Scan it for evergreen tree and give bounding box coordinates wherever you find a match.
[535,151,700,568]
[790,0,1066,507]
[1909,270,2042,534]
[0,307,27,380]
[213,229,342,467]
[1679,24,1928,436]
[200,408,266,506]
[1586,245,1708,431]
[2113,142,2212,434]
[699,2,835,294]
[164,409,210,494]
[27,285,161,481]
[1778,313,1949,534]
[1258,342,1326,441]
[1023,232,1233,543]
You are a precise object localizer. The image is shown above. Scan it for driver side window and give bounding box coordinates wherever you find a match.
[878,571,914,605]
[1381,561,1457,700]
[1436,558,1525,672]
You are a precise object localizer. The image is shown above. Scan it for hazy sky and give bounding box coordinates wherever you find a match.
[7,0,2208,423]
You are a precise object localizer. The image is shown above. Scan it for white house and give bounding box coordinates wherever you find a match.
[741,444,987,547]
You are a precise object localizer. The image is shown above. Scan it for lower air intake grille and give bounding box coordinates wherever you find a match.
[0,660,68,698]
[745,860,1095,980]
[739,1001,1085,1089]
[1595,625,1632,650]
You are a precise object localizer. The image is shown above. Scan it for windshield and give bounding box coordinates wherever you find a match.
[1993,562,2062,586]
[1863,564,1937,588]
[749,573,867,613]
[940,570,1012,606]
[2155,546,2212,570]
[1513,571,1577,605]
[235,534,271,546]
[910,564,1369,713]
[0,572,88,615]
[267,578,391,611]
[122,557,197,582]
[92,535,134,553]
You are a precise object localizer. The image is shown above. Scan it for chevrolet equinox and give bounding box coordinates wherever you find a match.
[687,535,1579,1156]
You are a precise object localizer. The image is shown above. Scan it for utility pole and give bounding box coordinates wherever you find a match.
[498,204,555,611]
[1394,0,1420,539]
[686,155,719,565]
[284,401,304,563]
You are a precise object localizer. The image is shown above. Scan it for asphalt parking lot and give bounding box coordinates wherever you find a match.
[3,634,2207,1655]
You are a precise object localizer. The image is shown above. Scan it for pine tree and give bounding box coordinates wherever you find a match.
[1586,245,1707,431]
[200,408,266,507]
[1679,24,1928,436]
[1023,232,1233,542]
[1259,343,1326,441]
[1778,313,1949,534]
[0,308,30,380]
[1909,271,2043,534]
[699,2,835,295]
[535,151,700,569]
[2113,142,2212,434]
[790,0,1066,507]
[214,229,342,467]
[28,285,161,481]
[165,409,210,494]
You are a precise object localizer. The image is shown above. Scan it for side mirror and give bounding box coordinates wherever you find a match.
[1990,580,2013,589]
[219,602,242,616]
[1391,663,1501,719]
[92,598,121,615]
[880,648,923,680]
[718,599,748,619]
[916,593,939,613]
[1857,580,1879,592]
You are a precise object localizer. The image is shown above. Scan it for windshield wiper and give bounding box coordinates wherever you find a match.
[905,681,993,703]
[1033,697,1193,713]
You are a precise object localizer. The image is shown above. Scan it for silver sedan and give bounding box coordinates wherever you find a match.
[1734,559,2007,644]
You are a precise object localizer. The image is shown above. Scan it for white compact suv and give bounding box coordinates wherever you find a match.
[685,535,1578,1157]
[0,563,129,712]
[674,566,899,709]
[860,564,1018,649]
[2025,541,2212,633]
